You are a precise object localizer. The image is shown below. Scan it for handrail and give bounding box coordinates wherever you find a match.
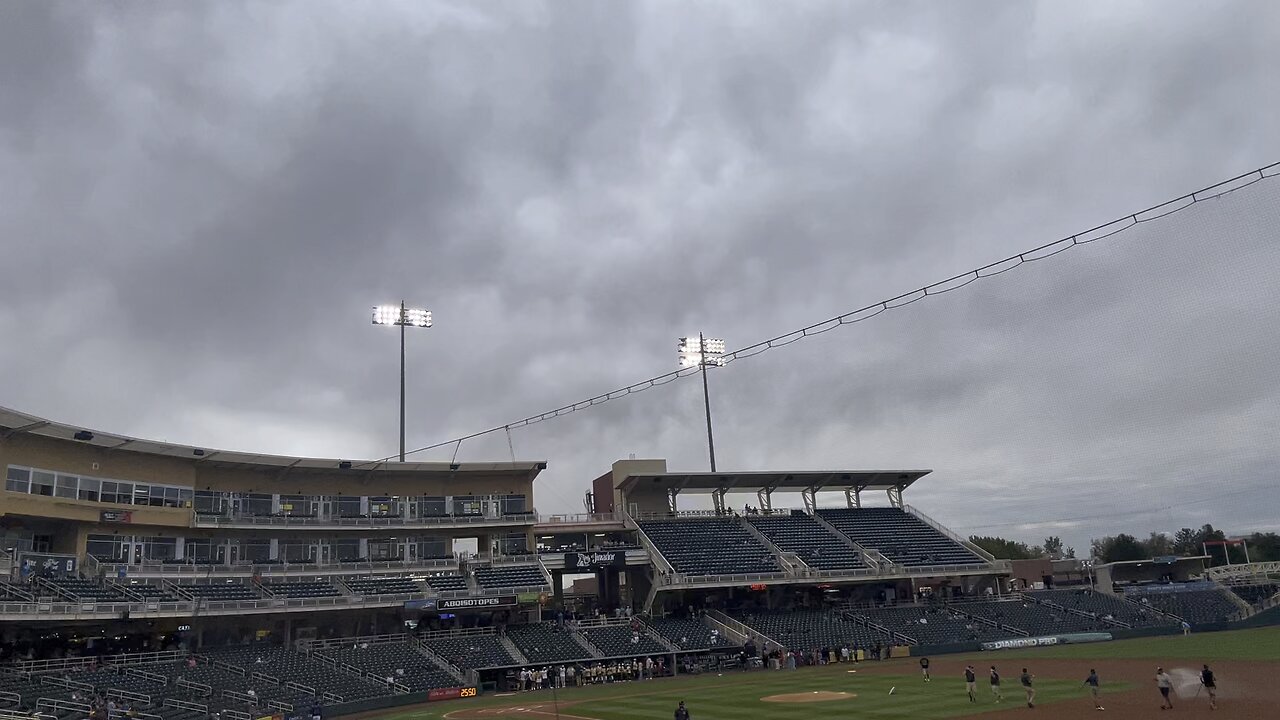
[902,504,999,564]
[706,609,775,648]
[162,698,208,714]
[36,699,90,715]
[176,679,211,696]
[98,556,460,577]
[125,667,167,684]
[536,512,625,525]
[106,688,151,705]
[192,513,535,528]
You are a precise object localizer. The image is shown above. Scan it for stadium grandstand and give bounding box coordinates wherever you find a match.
[2,407,1274,714]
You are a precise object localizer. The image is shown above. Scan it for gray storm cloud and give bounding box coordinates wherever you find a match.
[1,0,1278,554]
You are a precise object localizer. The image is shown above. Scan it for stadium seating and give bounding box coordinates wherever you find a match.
[0,581,33,601]
[423,574,468,592]
[263,581,340,598]
[736,609,889,650]
[473,565,546,590]
[745,512,867,571]
[505,624,592,663]
[180,583,260,601]
[638,518,781,576]
[647,617,737,651]
[577,625,668,657]
[424,633,518,670]
[1027,589,1174,629]
[44,578,128,602]
[851,604,1009,645]
[323,643,458,691]
[201,646,384,702]
[815,508,985,566]
[1228,583,1278,607]
[1127,589,1240,623]
[343,577,423,595]
[950,599,1108,635]
[115,582,179,601]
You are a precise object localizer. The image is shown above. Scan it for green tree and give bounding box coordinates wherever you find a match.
[1043,536,1064,559]
[1172,528,1199,555]
[1092,534,1147,563]
[1144,532,1173,557]
[1244,532,1280,562]
[969,536,1043,560]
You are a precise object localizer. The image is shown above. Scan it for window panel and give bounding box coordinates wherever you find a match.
[6,466,30,493]
[31,471,55,496]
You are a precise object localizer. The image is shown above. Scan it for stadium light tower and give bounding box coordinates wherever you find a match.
[372,302,432,462]
[678,333,725,472]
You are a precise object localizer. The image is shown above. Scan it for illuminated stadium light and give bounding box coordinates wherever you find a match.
[678,336,725,368]
[373,301,433,462]
[678,333,723,472]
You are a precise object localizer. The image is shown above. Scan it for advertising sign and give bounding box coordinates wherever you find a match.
[100,510,133,523]
[563,550,627,570]
[982,632,1112,651]
[427,687,478,701]
[437,595,516,610]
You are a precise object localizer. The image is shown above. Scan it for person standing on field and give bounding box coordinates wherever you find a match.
[1155,667,1174,709]
[964,665,977,703]
[1081,668,1104,711]
[674,700,690,720]
[1020,668,1036,708]
[990,666,1003,702]
[1200,664,1217,710]
[920,656,931,682]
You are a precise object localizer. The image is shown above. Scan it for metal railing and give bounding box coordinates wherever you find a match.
[97,556,458,577]
[902,504,999,564]
[14,650,186,673]
[193,512,536,528]
[536,512,625,525]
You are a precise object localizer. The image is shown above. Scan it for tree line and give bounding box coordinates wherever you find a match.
[969,525,1280,566]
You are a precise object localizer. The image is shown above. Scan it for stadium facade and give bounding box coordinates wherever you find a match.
[2,405,1272,716]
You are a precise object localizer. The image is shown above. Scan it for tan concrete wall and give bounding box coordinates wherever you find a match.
[3,434,196,486]
[611,458,667,516]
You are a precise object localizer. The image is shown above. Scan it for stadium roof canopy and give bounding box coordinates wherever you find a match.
[0,405,544,475]
[615,469,930,494]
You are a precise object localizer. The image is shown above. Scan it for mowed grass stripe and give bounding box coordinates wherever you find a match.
[991,626,1280,661]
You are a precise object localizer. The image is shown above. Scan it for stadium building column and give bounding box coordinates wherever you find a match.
[756,487,773,512]
[845,487,862,508]
[711,488,727,515]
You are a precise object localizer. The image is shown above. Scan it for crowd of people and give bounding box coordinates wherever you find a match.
[515,656,667,691]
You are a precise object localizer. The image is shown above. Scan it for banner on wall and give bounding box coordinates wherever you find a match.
[437,595,516,610]
[563,550,628,570]
[982,632,1112,651]
[100,510,133,523]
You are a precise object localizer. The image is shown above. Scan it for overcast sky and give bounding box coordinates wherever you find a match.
[3,1,1279,555]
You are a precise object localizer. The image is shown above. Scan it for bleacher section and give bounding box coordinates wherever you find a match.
[180,583,260,601]
[116,583,178,601]
[816,508,984,566]
[423,574,468,592]
[736,609,888,649]
[746,512,866,571]
[1127,588,1240,623]
[343,577,422,596]
[638,518,781,576]
[45,578,128,602]
[852,604,1009,645]
[201,646,384,703]
[505,624,590,663]
[1230,583,1279,607]
[263,581,340,599]
[322,642,457,692]
[578,625,668,657]
[424,634,517,670]
[953,599,1110,635]
[647,617,737,651]
[473,566,546,591]
[1027,589,1175,629]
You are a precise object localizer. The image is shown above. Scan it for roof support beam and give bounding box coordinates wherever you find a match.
[886,485,904,509]
[0,421,50,439]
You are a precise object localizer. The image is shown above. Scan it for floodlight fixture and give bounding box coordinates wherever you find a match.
[373,301,433,462]
[677,332,723,472]
[678,336,725,368]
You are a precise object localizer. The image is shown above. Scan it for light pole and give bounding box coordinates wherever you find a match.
[373,302,432,462]
[678,333,725,472]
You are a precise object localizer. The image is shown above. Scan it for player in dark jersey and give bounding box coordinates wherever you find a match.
[990,666,1003,702]
[1020,668,1035,708]
[1201,664,1217,710]
[920,656,931,682]
[964,665,977,703]
[1081,669,1103,710]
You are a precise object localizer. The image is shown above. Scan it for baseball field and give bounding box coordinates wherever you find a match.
[363,626,1280,720]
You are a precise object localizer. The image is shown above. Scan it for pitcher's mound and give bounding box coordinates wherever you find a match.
[761,691,856,703]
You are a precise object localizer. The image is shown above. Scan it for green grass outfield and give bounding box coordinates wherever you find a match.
[364,627,1280,720]
[381,668,1106,720]
[992,626,1280,662]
